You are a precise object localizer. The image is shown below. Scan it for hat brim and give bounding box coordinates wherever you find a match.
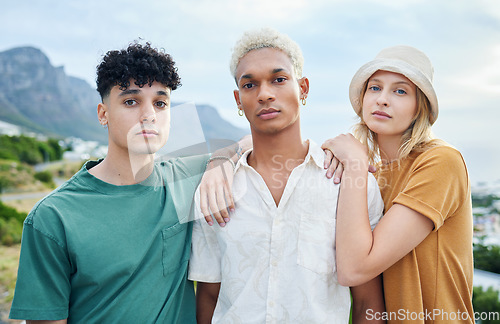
[349,58,439,125]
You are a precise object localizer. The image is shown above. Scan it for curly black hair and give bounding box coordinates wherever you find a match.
[96,42,181,100]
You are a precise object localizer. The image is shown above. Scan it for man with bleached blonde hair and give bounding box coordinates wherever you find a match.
[189,28,386,323]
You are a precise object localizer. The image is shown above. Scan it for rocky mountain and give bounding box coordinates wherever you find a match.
[0,47,105,141]
[0,46,247,144]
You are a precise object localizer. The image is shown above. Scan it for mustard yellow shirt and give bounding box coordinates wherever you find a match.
[377,145,474,323]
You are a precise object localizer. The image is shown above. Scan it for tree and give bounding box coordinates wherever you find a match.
[473,286,500,323]
[474,242,500,274]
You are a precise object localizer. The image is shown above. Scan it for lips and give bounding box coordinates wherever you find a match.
[257,107,280,120]
[257,107,280,116]
[137,128,159,136]
[372,110,391,118]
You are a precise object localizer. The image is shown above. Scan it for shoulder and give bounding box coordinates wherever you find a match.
[412,143,468,174]
[402,143,470,199]
[25,166,88,228]
[418,143,463,160]
[158,154,208,176]
[24,188,72,248]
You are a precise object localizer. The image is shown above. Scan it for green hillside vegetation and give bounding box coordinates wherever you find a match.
[0,201,25,246]
[0,134,66,245]
[474,241,500,274]
[0,135,63,165]
[473,286,500,323]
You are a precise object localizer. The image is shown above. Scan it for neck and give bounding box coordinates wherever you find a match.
[248,122,308,170]
[89,148,155,185]
[377,134,403,164]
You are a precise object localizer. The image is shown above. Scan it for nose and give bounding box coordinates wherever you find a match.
[141,105,156,123]
[376,90,389,107]
[257,83,275,103]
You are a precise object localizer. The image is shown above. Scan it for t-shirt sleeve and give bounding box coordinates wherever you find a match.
[163,154,210,224]
[367,173,384,230]
[392,146,469,231]
[188,186,222,283]
[171,154,210,185]
[9,208,71,320]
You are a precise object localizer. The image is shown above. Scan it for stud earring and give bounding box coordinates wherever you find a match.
[238,107,244,116]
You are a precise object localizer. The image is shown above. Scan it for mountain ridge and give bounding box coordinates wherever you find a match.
[0,46,247,144]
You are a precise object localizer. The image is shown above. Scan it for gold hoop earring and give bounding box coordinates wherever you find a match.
[301,97,306,106]
[238,107,244,116]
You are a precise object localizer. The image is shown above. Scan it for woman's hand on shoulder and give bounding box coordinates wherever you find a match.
[321,134,374,183]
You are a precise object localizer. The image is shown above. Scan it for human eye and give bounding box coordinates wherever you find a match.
[124,99,137,106]
[368,85,381,91]
[395,89,407,95]
[155,101,168,109]
[242,83,254,89]
[274,77,287,83]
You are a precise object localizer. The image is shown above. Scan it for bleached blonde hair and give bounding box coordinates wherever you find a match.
[229,27,304,80]
[353,81,443,166]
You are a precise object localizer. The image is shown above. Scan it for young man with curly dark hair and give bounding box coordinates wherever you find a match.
[9,42,245,323]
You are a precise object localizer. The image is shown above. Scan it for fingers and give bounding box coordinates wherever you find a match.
[324,149,334,169]
[200,189,213,226]
[201,187,233,227]
[326,157,339,179]
[334,162,344,184]
[207,188,225,227]
[368,164,377,173]
[224,182,235,213]
[216,184,230,223]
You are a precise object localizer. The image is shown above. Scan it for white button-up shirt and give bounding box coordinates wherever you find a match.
[189,141,384,323]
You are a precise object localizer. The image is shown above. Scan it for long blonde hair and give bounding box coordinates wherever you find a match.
[353,80,442,166]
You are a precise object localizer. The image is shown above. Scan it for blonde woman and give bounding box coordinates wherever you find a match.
[321,46,474,323]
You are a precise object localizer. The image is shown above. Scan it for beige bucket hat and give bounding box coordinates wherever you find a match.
[349,45,439,125]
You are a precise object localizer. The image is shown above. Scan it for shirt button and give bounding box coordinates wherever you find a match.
[269,301,275,307]
[271,260,278,267]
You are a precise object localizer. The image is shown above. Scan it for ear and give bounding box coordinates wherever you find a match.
[233,89,242,107]
[97,102,108,126]
[298,77,310,99]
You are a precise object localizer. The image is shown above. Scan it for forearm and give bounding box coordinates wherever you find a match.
[200,135,251,226]
[196,282,221,324]
[350,276,385,324]
[336,166,376,286]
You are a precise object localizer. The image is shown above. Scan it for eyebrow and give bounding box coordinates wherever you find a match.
[118,89,140,96]
[369,78,412,86]
[156,90,170,97]
[118,89,170,97]
[239,68,288,81]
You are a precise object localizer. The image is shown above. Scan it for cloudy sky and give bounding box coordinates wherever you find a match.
[1,0,499,185]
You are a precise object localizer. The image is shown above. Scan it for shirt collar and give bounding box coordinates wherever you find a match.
[235,140,325,172]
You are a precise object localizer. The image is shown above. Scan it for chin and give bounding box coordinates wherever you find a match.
[129,143,163,155]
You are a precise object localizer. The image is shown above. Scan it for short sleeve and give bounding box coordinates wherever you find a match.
[162,154,209,223]
[393,146,469,231]
[188,187,222,283]
[367,173,384,230]
[10,211,71,320]
[168,154,210,185]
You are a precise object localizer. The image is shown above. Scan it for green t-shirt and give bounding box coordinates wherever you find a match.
[10,155,208,323]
